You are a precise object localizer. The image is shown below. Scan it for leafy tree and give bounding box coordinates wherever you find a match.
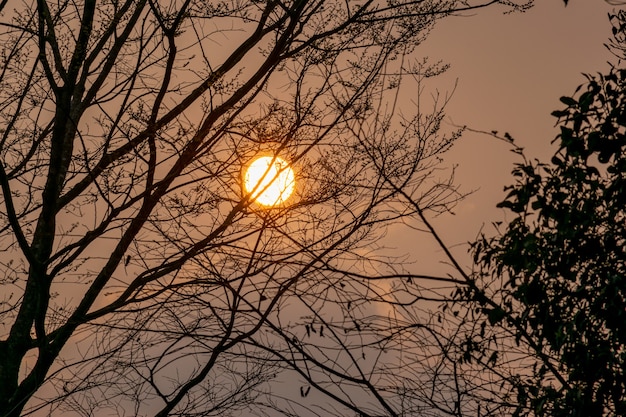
[471,10,626,417]
[0,1,534,416]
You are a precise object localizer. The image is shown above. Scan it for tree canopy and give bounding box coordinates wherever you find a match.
[471,10,626,417]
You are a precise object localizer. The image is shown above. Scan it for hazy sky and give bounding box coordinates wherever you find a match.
[392,1,624,270]
[5,3,623,415]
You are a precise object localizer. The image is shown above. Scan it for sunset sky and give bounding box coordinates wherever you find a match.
[393,1,623,271]
[3,2,624,415]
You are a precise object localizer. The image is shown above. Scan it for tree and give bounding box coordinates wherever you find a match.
[0,1,534,416]
[469,10,626,417]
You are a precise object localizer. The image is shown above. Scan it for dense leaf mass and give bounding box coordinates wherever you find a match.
[473,11,626,417]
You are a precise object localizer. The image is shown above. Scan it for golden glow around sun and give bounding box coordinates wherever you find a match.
[244,156,295,206]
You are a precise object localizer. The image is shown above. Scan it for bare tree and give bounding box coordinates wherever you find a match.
[0,1,531,416]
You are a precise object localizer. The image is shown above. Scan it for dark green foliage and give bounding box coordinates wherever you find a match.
[473,11,626,417]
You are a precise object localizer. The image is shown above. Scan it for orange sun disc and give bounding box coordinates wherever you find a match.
[244,156,295,206]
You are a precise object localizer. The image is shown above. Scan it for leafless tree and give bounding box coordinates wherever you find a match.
[0,1,532,416]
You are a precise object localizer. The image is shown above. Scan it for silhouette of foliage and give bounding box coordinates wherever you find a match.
[471,10,626,417]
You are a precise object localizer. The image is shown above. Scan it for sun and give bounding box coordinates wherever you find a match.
[244,156,295,207]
